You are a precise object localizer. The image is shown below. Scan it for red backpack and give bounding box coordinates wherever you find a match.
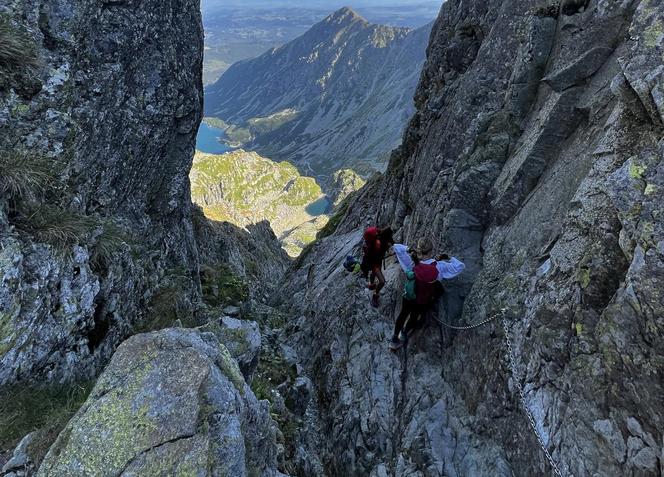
[413,261,438,305]
[362,227,382,265]
[363,227,379,242]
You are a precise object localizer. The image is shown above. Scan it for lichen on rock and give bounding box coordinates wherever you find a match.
[37,328,283,477]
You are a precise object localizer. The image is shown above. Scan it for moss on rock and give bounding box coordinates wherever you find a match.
[37,329,281,476]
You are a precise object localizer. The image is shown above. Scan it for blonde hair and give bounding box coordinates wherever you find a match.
[416,237,433,256]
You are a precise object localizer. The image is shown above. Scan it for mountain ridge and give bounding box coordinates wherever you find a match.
[204,7,432,181]
[323,6,367,26]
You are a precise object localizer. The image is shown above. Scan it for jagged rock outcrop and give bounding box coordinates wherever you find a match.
[201,315,262,379]
[2,432,37,477]
[36,328,284,477]
[280,0,664,475]
[328,169,367,207]
[193,207,291,299]
[0,0,203,384]
[204,7,433,180]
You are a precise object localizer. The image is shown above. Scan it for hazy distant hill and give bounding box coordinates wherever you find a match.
[204,7,432,181]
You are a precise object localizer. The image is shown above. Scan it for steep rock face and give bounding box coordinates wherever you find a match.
[204,7,433,179]
[193,209,291,301]
[36,328,284,477]
[281,0,664,475]
[0,0,203,384]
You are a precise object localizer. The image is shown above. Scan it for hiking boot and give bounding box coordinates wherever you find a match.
[371,293,380,308]
[389,336,403,351]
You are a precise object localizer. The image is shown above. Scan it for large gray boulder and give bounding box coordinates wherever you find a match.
[201,316,262,379]
[36,329,284,477]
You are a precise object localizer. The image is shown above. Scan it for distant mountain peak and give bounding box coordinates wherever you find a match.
[324,6,366,26]
[205,8,433,179]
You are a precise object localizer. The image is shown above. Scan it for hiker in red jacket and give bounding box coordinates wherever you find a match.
[389,237,465,350]
[361,226,394,307]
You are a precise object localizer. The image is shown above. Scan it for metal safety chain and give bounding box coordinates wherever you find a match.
[431,312,499,330]
[431,309,564,476]
[500,313,564,477]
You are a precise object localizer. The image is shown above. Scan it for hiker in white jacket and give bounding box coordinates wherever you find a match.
[393,243,466,278]
[389,238,465,350]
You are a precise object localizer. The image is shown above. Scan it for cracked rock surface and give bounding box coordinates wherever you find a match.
[279,0,664,475]
[0,0,204,384]
[36,328,284,477]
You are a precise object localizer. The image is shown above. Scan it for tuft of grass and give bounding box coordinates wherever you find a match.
[138,286,189,333]
[250,351,301,469]
[200,264,249,307]
[0,15,38,83]
[137,268,199,333]
[0,151,62,201]
[16,205,95,252]
[90,220,129,270]
[0,382,93,464]
[251,353,296,403]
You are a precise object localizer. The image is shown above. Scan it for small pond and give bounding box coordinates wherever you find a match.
[306,196,331,216]
[196,123,231,154]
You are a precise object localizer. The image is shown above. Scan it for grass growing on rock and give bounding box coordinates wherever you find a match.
[1,150,130,264]
[138,264,248,333]
[16,205,97,252]
[200,264,249,307]
[251,351,301,469]
[0,382,93,464]
[90,220,130,270]
[138,268,200,333]
[0,152,62,201]
[0,15,38,83]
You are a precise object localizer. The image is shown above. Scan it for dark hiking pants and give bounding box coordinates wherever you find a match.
[393,298,428,339]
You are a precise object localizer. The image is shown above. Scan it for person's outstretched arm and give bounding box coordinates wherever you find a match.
[437,256,465,280]
[393,243,414,272]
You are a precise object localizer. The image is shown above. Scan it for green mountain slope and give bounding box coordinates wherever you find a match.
[190,150,330,255]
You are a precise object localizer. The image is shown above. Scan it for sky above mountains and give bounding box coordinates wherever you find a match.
[202,1,442,10]
[201,1,443,24]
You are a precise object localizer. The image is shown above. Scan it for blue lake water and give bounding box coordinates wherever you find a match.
[197,123,330,217]
[196,123,231,154]
[306,196,331,216]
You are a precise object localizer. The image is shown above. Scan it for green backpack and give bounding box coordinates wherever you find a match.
[403,271,416,301]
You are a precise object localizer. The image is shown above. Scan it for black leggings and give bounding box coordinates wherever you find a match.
[393,298,428,338]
